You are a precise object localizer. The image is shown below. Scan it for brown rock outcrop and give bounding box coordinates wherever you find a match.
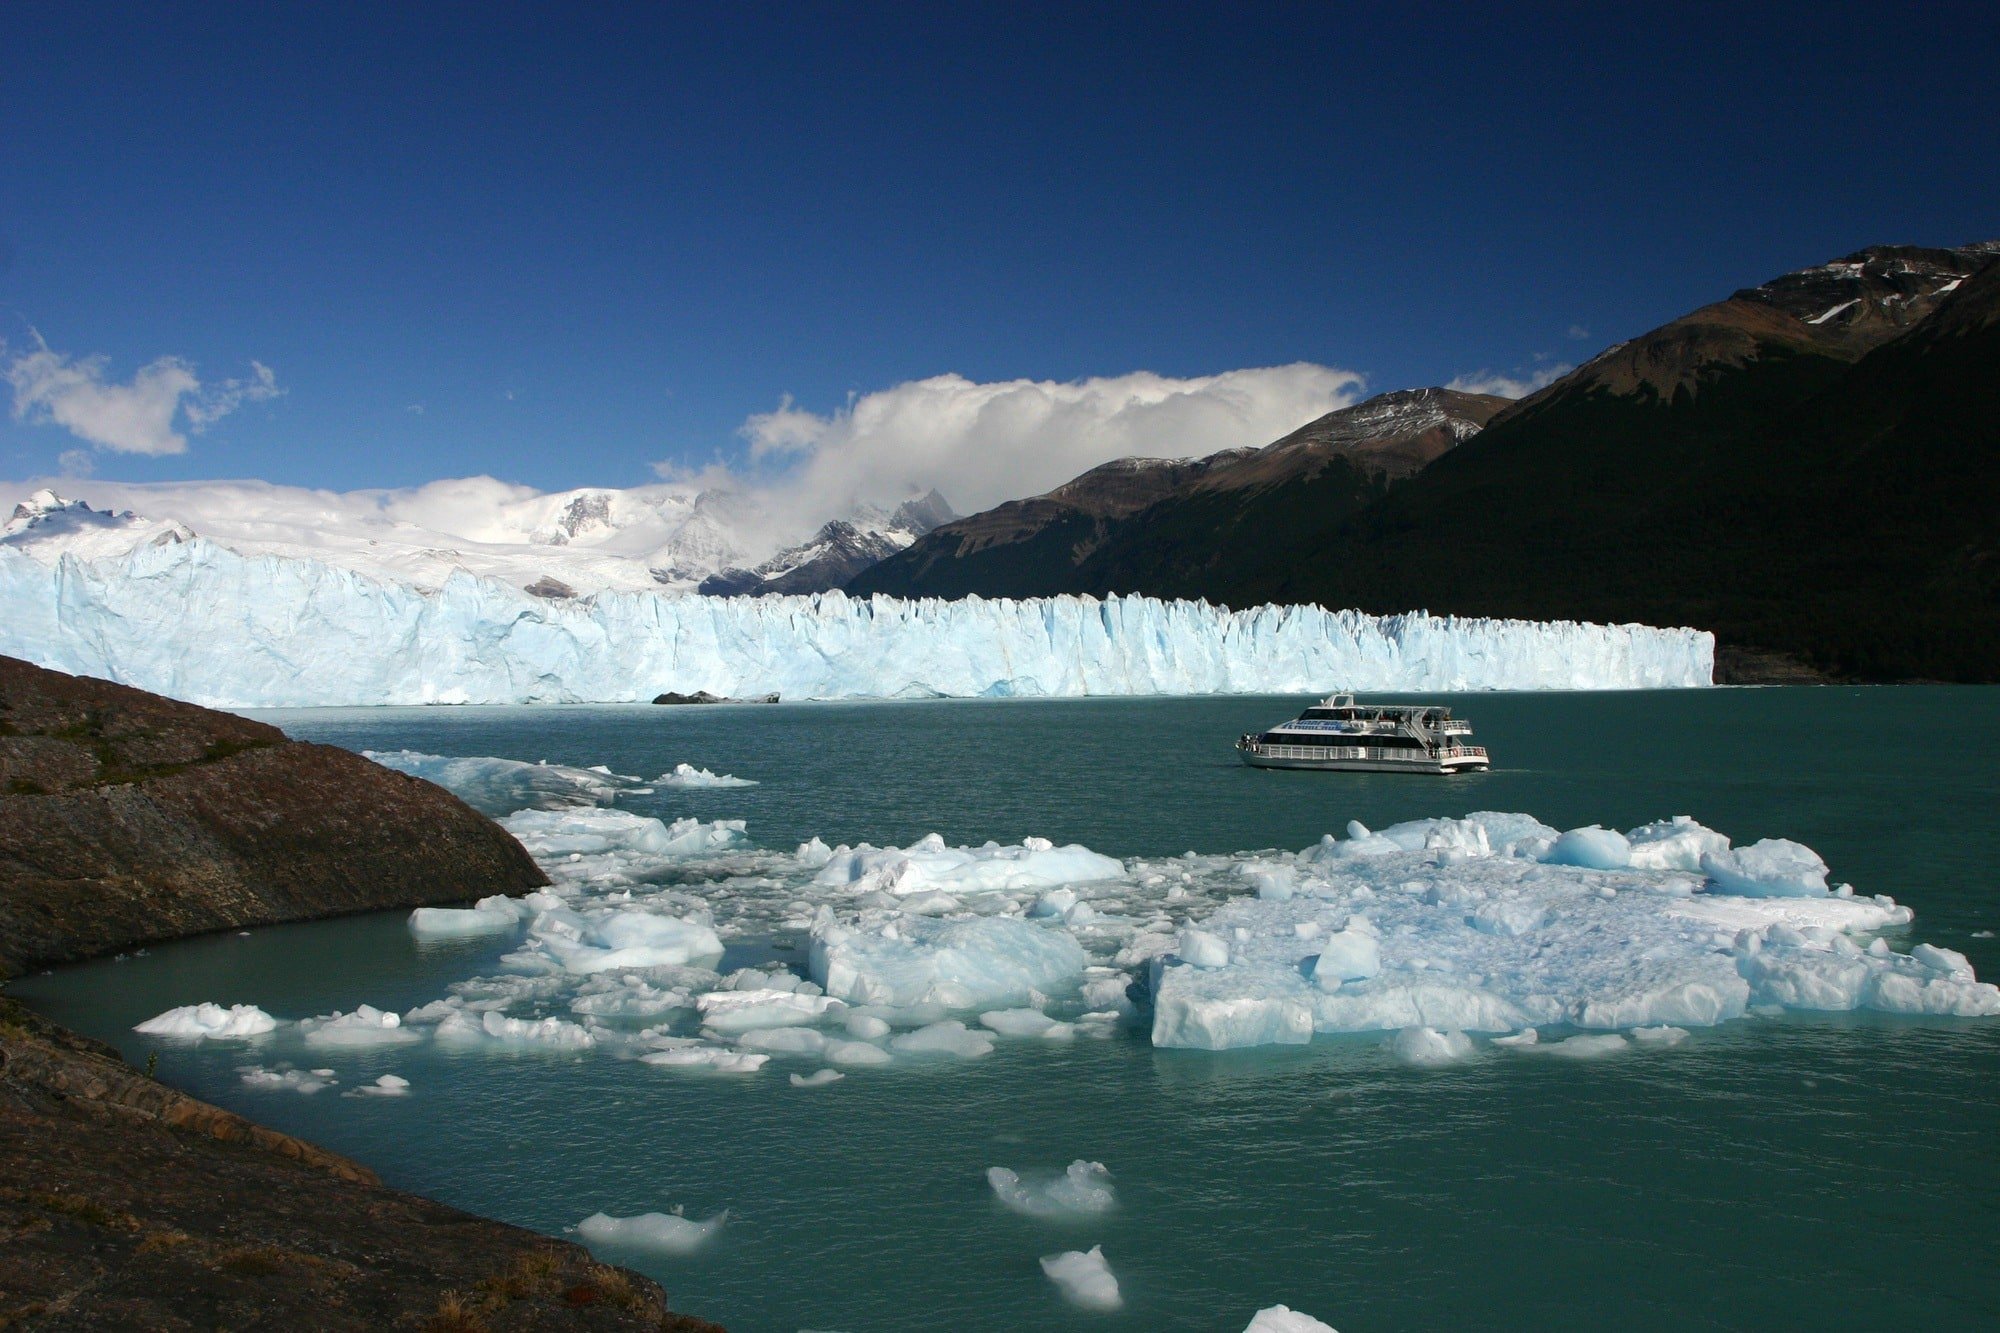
[0,655,549,980]
[0,997,722,1330]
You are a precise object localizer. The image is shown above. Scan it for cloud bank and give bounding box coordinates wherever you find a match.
[6,362,1365,586]
[4,339,281,456]
[735,363,1367,517]
[1445,363,1572,400]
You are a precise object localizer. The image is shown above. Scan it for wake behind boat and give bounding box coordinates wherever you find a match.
[1237,692,1490,774]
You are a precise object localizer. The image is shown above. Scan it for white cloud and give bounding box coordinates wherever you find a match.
[57,448,94,479]
[4,339,282,456]
[1445,363,1573,400]
[736,363,1366,518]
[4,361,1369,592]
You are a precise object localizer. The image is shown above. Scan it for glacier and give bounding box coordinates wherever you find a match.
[0,538,1710,706]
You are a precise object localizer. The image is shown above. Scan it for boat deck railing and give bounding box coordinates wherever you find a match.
[1243,741,1489,764]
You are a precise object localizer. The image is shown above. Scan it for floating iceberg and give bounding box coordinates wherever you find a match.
[987,1160,1116,1217]
[0,537,1713,706]
[657,763,757,789]
[299,1005,425,1048]
[365,750,647,815]
[1150,814,2000,1050]
[810,910,1088,1009]
[239,1065,336,1093]
[280,795,1997,1082]
[1244,1306,1339,1333]
[1040,1245,1122,1311]
[134,1002,278,1040]
[409,896,529,938]
[576,1208,727,1255]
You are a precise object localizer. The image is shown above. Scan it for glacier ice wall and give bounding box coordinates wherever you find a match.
[0,539,1712,707]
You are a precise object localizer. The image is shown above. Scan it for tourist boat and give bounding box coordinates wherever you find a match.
[1236,693,1490,773]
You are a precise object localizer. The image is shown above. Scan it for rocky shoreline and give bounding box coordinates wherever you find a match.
[0,657,723,1331]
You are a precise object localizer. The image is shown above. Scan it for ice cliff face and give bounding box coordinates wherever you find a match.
[0,539,1712,707]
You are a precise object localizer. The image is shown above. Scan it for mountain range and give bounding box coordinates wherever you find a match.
[1,480,953,601]
[853,242,2000,682]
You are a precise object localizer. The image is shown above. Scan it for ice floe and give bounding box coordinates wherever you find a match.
[239,1065,337,1093]
[789,1068,844,1087]
[811,910,1088,1009]
[656,763,757,789]
[1244,1306,1339,1333]
[576,1208,727,1255]
[1040,1245,1122,1310]
[1147,812,1999,1050]
[299,1005,425,1048]
[253,803,1997,1084]
[364,750,648,815]
[134,1003,278,1040]
[987,1160,1115,1217]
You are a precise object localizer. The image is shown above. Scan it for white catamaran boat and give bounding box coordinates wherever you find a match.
[1236,693,1490,774]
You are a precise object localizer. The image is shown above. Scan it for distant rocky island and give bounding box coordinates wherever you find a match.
[0,655,723,1330]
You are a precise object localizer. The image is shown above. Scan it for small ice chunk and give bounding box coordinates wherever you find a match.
[1244,1306,1340,1333]
[576,1208,726,1256]
[1701,840,1830,898]
[299,1005,424,1048]
[640,1046,768,1073]
[349,1074,412,1097]
[1630,1026,1688,1047]
[1490,1029,1539,1047]
[1311,929,1381,987]
[1625,817,1729,871]
[823,1039,894,1066]
[812,912,1087,1009]
[1543,827,1631,870]
[988,1160,1116,1217]
[409,896,527,937]
[135,1003,278,1040]
[735,1026,828,1055]
[696,988,842,1034]
[845,1012,892,1040]
[1911,944,1974,980]
[656,763,757,788]
[239,1066,334,1093]
[1239,864,1296,901]
[789,1069,845,1088]
[1179,928,1230,969]
[980,1008,1061,1038]
[1388,1026,1474,1066]
[1040,1245,1122,1311]
[889,1020,995,1058]
[1536,1034,1631,1059]
[435,1010,595,1048]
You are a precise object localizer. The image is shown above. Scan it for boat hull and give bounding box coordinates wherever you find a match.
[1238,750,1489,775]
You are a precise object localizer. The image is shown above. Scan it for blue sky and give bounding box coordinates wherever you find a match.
[3,1,1996,500]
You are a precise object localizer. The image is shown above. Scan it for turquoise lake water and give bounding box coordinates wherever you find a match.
[12,688,2000,1331]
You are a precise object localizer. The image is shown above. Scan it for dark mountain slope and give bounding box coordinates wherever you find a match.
[856,241,1997,681]
[1256,256,2000,679]
[853,388,1506,599]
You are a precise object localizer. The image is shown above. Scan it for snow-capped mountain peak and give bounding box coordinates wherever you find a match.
[2,491,195,559]
[0,478,956,599]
